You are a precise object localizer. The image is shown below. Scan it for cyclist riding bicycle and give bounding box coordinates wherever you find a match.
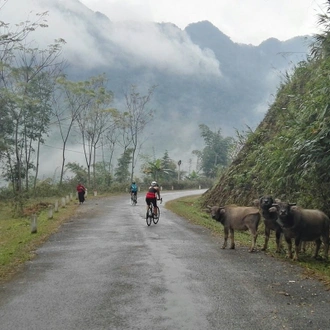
[145,181,161,218]
[130,181,138,202]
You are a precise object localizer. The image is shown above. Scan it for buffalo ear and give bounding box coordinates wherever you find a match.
[252,199,260,207]
[274,198,281,203]
[269,206,277,213]
[290,205,298,212]
[220,208,226,214]
[205,205,212,213]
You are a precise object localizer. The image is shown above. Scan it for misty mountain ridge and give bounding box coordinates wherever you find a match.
[2,0,312,176]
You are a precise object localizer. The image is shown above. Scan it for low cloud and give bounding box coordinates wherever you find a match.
[1,0,221,76]
[109,21,221,76]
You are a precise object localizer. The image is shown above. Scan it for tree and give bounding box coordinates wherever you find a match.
[186,170,200,181]
[121,84,157,182]
[141,158,163,182]
[160,150,177,181]
[194,124,233,178]
[0,8,49,62]
[93,161,113,190]
[114,148,132,183]
[66,161,113,191]
[0,9,63,199]
[141,152,176,183]
[192,149,202,174]
[0,40,64,197]
[101,125,120,184]
[52,76,101,185]
[75,74,115,188]
[65,162,88,184]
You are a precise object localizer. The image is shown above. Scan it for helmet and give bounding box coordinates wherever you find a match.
[151,181,157,186]
[132,182,135,184]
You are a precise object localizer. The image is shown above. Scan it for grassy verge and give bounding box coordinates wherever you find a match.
[166,195,330,289]
[0,195,84,283]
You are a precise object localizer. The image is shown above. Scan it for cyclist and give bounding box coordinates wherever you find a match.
[130,181,138,203]
[145,181,161,218]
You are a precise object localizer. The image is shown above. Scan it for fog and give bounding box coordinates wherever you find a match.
[2,0,221,75]
[1,0,297,181]
[0,0,227,179]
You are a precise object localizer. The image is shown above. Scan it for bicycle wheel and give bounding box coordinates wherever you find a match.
[146,208,152,226]
[133,195,137,205]
[131,196,134,205]
[153,206,160,224]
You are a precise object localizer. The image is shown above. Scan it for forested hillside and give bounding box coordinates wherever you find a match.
[202,6,330,215]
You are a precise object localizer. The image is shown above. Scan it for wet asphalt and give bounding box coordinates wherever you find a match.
[0,190,329,330]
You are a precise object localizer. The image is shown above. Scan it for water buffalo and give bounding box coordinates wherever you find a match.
[269,202,329,261]
[257,196,283,253]
[208,205,260,252]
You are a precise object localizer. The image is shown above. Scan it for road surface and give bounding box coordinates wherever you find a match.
[0,190,329,330]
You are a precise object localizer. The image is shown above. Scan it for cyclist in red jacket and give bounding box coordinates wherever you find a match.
[145,181,161,218]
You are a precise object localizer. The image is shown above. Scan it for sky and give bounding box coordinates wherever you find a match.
[79,0,327,45]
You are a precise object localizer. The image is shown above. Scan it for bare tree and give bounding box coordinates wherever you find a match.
[52,76,94,185]
[75,74,116,187]
[0,7,49,62]
[102,124,120,182]
[122,84,157,182]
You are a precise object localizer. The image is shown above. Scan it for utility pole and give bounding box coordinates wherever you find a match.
[177,160,181,183]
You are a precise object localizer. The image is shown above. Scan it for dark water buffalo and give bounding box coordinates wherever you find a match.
[208,205,260,252]
[270,202,329,261]
[256,196,283,253]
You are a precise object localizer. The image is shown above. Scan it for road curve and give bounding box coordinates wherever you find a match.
[0,190,329,330]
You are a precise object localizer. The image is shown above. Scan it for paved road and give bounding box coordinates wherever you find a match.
[0,190,329,330]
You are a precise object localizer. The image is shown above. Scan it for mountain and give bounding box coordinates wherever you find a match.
[201,33,330,215]
[1,0,312,175]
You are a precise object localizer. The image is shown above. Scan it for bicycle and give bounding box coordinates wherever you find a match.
[130,193,137,206]
[146,198,162,226]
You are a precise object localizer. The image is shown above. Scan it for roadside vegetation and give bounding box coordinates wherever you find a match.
[0,195,80,282]
[166,195,330,289]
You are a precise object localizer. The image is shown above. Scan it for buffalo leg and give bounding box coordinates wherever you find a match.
[284,236,293,259]
[313,238,322,259]
[229,228,235,249]
[293,237,302,261]
[261,227,270,251]
[322,231,329,260]
[222,227,229,249]
[248,228,257,252]
[275,229,282,253]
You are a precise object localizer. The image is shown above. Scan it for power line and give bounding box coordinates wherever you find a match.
[43,144,87,155]
[42,144,116,162]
